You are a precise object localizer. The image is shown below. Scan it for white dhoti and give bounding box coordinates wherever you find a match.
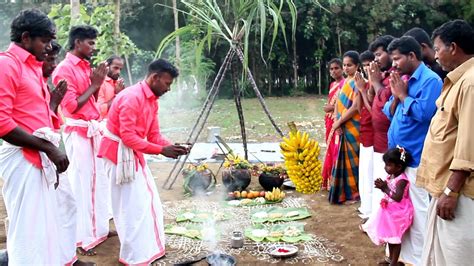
[104,158,166,265]
[400,167,429,265]
[370,152,386,216]
[421,195,474,266]
[0,132,76,265]
[358,145,374,218]
[63,119,109,250]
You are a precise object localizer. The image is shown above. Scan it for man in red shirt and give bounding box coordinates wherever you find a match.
[97,55,125,120]
[0,9,70,264]
[356,50,375,220]
[52,25,110,256]
[98,59,189,265]
[366,35,396,218]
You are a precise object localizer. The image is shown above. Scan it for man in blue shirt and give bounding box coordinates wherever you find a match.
[383,36,442,266]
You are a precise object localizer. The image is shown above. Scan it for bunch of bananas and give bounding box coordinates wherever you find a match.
[265,187,285,201]
[280,130,322,194]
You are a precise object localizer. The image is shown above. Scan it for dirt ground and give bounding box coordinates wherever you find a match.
[0,162,384,265]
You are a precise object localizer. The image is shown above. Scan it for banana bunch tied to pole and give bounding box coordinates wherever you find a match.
[280,130,322,194]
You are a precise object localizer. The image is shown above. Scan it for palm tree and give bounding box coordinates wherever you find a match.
[158,0,301,190]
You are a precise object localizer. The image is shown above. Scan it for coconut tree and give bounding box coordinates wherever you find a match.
[158,0,300,189]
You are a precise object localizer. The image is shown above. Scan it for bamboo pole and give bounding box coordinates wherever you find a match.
[231,61,248,160]
[163,48,235,189]
[235,47,283,137]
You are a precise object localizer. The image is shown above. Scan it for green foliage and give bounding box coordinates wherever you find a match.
[48,4,138,64]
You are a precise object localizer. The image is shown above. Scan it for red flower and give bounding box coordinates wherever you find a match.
[380,198,388,209]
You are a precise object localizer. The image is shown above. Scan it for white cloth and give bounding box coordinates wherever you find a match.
[104,158,166,264]
[104,128,136,185]
[0,143,61,264]
[400,167,429,266]
[63,129,109,250]
[358,145,374,218]
[421,195,474,266]
[370,152,386,215]
[1,130,78,264]
[65,118,102,153]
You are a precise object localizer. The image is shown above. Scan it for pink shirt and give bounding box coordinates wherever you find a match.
[97,76,116,119]
[52,52,100,121]
[0,43,58,168]
[98,81,171,167]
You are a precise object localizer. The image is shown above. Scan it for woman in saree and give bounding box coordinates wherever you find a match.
[321,58,345,190]
[329,51,361,204]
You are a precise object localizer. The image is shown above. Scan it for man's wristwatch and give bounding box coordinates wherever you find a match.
[443,187,459,198]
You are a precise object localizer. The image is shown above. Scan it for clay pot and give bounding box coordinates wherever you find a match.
[183,169,215,195]
[259,173,284,191]
[222,169,251,192]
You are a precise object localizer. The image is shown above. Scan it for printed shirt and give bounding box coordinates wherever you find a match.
[97,76,116,119]
[0,43,58,168]
[417,58,474,198]
[98,81,171,167]
[383,62,442,167]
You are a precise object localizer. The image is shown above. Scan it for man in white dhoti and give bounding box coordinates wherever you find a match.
[52,25,111,256]
[0,9,72,264]
[98,59,189,265]
[417,19,474,266]
[382,36,443,265]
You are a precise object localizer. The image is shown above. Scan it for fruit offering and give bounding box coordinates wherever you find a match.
[226,190,267,200]
[264,187,286,202]
[280,130,322,194]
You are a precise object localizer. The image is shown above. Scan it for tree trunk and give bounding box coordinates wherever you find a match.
[113,0,121,54]
[292,36,298,92]
[70,0,80,25]
[172,0,181,68]
[236,48,283,137]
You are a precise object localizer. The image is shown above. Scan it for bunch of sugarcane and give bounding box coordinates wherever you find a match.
[280,130,322,194]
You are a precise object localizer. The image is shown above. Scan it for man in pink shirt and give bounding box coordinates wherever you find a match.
[98,55,125,120]
[52,25,110,256]
[0,9,71,264]
[98,59,189,265]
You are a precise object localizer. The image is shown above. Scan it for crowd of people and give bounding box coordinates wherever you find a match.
[322,20,474,265]
[0,9,189,265]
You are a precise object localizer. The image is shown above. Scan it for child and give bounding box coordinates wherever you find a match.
[362,146,414,266]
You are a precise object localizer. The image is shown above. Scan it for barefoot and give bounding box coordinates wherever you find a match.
[108,230,118,237]
[73,259,96,266]
[77,247,97,256]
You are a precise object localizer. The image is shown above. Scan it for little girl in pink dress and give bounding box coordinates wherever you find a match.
[362,146,414,266]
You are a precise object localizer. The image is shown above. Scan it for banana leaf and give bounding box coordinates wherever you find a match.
[244,223,312,243]
[176,210,233,223]
[225,197,282,207]
[250,207,311,223]
[165,224,221,240]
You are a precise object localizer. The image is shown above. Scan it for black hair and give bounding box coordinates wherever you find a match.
[106,55,123,65]
[10,8,56,42]
[68,25,98,51]
[359,50,375,62]
[387,36,422,60]
[343,50,360,66]
[49,40,61,55]
[383,147,412,172]
[328,58,342,68]
[404,27,433,49]
[432,20,474,55]
[369,35,395,53]
[148,59,179,78]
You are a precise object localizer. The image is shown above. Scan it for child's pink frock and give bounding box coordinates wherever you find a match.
[363,173,414,245]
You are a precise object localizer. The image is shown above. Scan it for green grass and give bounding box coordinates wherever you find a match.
[159,95,327,144]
